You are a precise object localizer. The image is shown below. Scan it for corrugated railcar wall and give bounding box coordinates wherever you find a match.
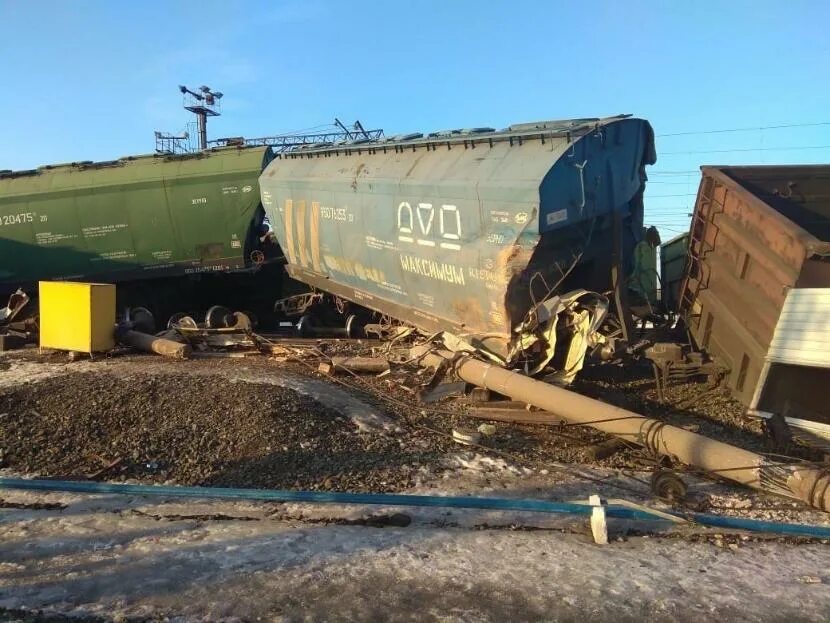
[681,169,813,405]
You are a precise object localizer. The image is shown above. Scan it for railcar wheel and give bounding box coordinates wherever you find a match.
[127,307,156,334]
[205,305,233,329]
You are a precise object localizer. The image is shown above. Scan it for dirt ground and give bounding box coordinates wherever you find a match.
[1,346,829,622]
[2,347,817,499]
[0,349,641,492]
[0,371,445,492]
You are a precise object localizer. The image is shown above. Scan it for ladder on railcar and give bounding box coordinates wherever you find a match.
[678,177,724,330]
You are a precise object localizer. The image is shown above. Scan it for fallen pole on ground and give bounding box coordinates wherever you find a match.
[119,330,192,359]
[2,478,829,538]
[468,406,561,425]
[331,356,390,374]
[412,347,830,512]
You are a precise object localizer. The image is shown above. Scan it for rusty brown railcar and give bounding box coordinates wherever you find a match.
[679,165,830,430]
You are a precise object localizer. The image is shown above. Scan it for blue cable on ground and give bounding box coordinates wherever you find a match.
[1,478,829,538]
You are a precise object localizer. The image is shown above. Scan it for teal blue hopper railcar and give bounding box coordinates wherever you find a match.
[259,115,656,372]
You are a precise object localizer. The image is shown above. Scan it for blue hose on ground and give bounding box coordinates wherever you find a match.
[1,478,829,538]
[683,511,830,538]
[0,478,653,520]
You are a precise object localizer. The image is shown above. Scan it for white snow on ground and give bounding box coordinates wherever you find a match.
[451,452,534,476]
[0,357,98,389]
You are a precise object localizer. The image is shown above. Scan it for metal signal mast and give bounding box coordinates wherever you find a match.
[179,85,223,150]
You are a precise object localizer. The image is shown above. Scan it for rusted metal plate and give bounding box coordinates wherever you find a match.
[260,116,655,363]
[680,165,830,406]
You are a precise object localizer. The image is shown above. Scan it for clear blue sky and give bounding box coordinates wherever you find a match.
[1,0,828,235]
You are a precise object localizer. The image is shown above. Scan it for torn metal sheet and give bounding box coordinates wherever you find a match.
[516,289,609,378]
[418,381,467,404]
[0,289,29,325]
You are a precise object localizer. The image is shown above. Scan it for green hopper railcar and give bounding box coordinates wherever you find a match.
[0,146,274,293]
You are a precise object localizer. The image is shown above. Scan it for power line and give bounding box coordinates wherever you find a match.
[646,193,698,198]
[656,121,830,138]
[649,170,700,175]
[649,210,693,213]
[661,144,830,156]
[647,180,701,185]
[647,206,694,210]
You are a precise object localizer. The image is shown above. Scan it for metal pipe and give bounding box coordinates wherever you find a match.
[331,356,390,374]
[413,347,830,512]
[197,112,207,150]
[297,314,362,338]
[119,330,192,359]
[468,406,561,425]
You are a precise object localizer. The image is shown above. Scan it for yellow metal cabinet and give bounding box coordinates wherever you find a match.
[39,282,116,353]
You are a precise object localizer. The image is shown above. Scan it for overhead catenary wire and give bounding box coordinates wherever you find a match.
[656,120,830,138]
[646,208,694,214]
[647,180,703,185]
[661,144,830,156]
[652,227,689,234]
[649,171,701,176]
[644,205,695,210]
[627,121,830,182]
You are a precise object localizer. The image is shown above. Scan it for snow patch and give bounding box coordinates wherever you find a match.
[450,452,532,476]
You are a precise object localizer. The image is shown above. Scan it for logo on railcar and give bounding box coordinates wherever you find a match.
[397,201,461,251]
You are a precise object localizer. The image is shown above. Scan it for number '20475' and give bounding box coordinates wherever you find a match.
[1,213,34,226]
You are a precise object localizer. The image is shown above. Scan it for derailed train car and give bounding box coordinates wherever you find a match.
[678,165,830,446]
[260,115,656,376]
[0,146,277,319]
